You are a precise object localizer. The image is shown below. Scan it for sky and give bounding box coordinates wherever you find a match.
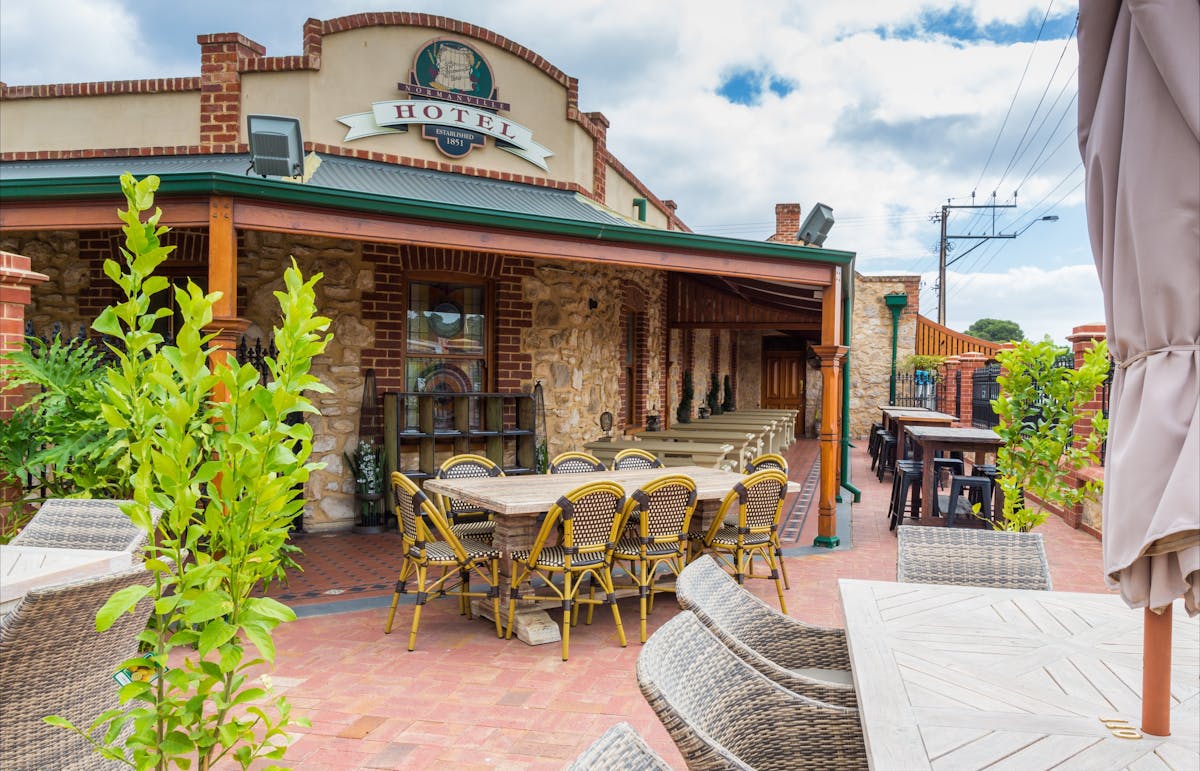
[0,0,1105,344]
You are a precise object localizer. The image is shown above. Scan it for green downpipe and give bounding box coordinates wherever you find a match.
[840,270,861,503]
[885,292,908,405]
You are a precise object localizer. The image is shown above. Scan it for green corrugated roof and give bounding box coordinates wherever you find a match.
[0,153,855,267]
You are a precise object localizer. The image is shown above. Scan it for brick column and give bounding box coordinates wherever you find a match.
[940,355,962,419]
[1067,323,1108,452]
[0,251,49,519]
[197,33,265,153]
[954,352,989,427]
[0,252,48,416]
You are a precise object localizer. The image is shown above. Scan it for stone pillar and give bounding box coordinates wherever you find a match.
[954,352,989,427]
[0,251,49,521]
[812,344,847,547]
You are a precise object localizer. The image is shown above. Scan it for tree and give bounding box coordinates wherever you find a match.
[966,318,1025,343]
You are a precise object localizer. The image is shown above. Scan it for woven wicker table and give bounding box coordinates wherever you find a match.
[840,579,1200,769]
[0,544,132,618]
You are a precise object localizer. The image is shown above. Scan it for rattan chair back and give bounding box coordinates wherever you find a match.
[0,566,157,770]
[549,451,606,474]
[744,453,788,475]
[435,454,504,522]
[538,481,626,564]
[637,611,867,770]
[895,525,1052,590]
[623,474,697,543]
[713,468,788,535]
[611,447,663,471]
[567,722,673,770]
[676,555,857,708]
[10,499,159,555]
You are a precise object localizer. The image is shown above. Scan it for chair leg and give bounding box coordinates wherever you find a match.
[489,560,502,639]
[460,568,473,619]
[774,543,791,590]
[384,558,414,634]
[638,558,649,643]
[765,547,788,614]
[408,564,428,651]
[561,571,573,661]
[600,566,627,649]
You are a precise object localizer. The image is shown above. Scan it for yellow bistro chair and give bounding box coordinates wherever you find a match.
[384,472,503,650]
[435,453,504,544]
[506,480,629,660]
[741,453,792,589]
[694,468,790,613]
[612,447,664,471]
[548,450,607,474]
[611,474,698,642]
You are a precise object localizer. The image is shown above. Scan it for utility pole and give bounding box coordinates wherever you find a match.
[935,197,1019,326]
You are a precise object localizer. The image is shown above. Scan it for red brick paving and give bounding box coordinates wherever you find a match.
[246,440,1109,769]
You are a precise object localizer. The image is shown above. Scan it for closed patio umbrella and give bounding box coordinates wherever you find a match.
[1078,0,1199,736]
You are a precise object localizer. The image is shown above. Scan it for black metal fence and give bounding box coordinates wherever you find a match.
[893,370,942,411]
[972,364,1002,429]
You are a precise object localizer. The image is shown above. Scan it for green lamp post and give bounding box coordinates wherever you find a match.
[885,292,909,405]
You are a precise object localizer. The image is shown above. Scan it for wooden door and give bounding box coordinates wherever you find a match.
[762,350,805,437]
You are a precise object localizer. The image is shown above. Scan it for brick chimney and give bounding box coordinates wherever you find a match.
[767,203,802,243]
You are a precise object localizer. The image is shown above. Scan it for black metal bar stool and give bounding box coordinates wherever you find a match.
[888,459,923,531]
[942,474,993,526]
[875,433,897,481]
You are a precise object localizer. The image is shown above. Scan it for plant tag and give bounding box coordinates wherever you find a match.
[113,653,167,687]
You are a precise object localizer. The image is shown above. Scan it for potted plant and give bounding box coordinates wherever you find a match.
[345,438,387,532]
[706,373,723,416]
[676,371,693,424]
[722,374,735,412]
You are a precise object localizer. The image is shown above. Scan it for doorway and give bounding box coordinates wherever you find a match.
[762,347,806,438]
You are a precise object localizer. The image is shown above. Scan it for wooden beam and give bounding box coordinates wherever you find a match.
[821,265,843,346]
[231,200,836,286]
[670,321,820,330]
[208,197,236,318]
[0,199,210,231]
[812,344,848,547]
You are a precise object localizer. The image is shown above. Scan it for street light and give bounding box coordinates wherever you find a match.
[938,213,1059,324]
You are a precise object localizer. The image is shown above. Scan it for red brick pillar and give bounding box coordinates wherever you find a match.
[0,251,49,521]
[941,355,961,419]
[1067,323,1108,451]
[954,352,988,427]
[197,33,265,153]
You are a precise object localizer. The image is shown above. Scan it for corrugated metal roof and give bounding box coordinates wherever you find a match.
[0,153,635,227]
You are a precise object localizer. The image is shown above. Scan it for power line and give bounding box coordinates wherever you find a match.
[971,0,1058,197]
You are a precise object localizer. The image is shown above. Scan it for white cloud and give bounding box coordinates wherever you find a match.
[0,0,1099,339]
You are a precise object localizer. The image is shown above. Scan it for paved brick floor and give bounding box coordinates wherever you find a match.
[247,441,1109,769]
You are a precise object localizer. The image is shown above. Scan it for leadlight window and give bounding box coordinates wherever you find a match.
[406,281,487,430]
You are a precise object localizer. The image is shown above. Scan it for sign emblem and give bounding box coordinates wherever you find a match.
[337,37,553,170]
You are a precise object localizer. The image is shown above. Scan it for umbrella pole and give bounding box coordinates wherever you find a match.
[1141,604,1173,736]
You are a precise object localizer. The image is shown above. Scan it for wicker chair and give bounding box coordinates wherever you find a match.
[691,469,790,613]
[744,453,788,475]
[676,555,857,708]
[506,480,628,660]
[895,525,1053,590]
[611,447,663,471]
[611,474,698,642]
[740,453,792,589]
[548,451,606,474]
[637,611,867,770]
[567,722,673,771]
[434,454,503,544]
[0,565,157,770]
[10,499,159,556]
[384,472,503,650]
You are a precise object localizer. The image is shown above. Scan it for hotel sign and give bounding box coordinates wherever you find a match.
[337,38,553,171]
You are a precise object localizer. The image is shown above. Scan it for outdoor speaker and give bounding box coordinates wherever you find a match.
[247,115,304,177]
[799,203,835,246]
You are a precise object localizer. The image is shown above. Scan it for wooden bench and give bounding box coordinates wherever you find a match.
[584,439,737,471]
[645,429,761,471]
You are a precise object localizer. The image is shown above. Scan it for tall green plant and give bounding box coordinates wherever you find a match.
[0,333,129,502]
[991,338,1109,532]
[48,173,330,769]
[706,373,723,416]
[676,371,693,424]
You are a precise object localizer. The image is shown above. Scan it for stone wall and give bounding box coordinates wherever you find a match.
[805,358,821,437]
[849,273,920,439]
[521,261,665,456]
[237,231,368,531]
[736,331,763,410]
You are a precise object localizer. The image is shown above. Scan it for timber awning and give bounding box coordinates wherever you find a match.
[0,153,854,288]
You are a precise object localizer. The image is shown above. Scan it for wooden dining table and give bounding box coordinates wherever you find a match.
[879,406,958,459]
[904,425,1002,523]
[424,465,800,644]
[840,579,1200,769]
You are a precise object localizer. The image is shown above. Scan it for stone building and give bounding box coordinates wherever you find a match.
[0,13,854,539]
